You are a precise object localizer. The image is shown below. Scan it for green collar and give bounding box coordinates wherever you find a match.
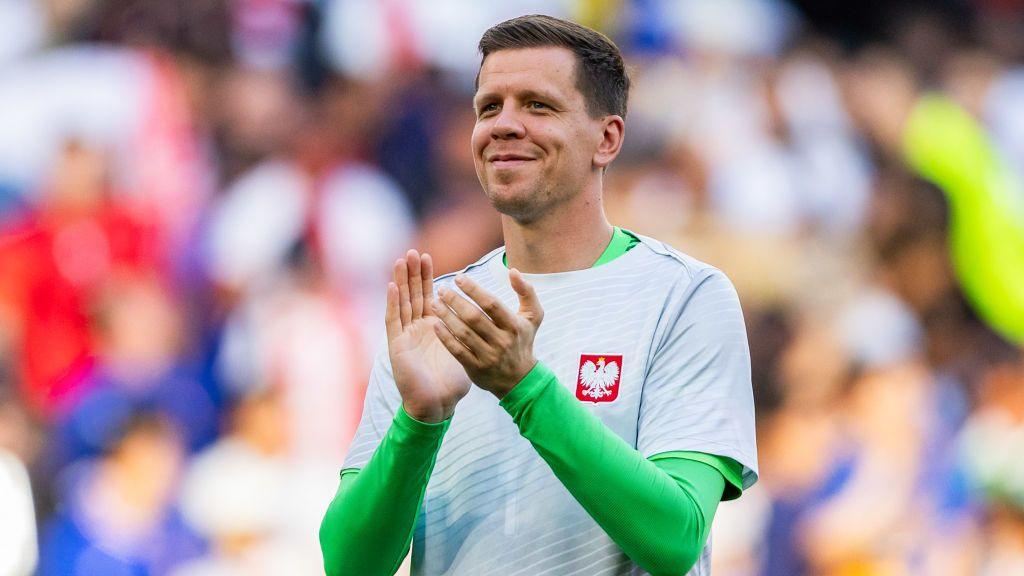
[502,227,639,269]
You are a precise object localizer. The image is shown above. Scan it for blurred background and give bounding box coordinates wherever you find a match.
[1,0,1023,574]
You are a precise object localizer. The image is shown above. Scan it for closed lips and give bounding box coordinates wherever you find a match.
[489,154,535,162]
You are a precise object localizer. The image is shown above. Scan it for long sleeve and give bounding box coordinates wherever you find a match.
[318,406,450,576]
[499,362,728,576]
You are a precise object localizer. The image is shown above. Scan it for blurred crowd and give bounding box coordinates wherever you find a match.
[0,0,1023,575]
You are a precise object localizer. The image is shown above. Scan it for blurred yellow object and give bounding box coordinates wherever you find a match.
[903,95,1024,345]
[572,0,623,32]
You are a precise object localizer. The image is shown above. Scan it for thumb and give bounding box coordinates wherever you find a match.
[510,268,544,327]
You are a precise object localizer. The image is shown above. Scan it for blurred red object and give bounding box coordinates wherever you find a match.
[0,143,162,418]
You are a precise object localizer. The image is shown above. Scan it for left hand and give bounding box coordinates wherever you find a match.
[430,269,544,398]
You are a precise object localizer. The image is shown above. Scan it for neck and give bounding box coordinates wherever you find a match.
[501,181,612,273]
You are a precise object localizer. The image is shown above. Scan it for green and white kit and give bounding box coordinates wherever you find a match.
[321,229,759,576]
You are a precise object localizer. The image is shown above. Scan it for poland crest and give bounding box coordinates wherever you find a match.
[576,354,622,403]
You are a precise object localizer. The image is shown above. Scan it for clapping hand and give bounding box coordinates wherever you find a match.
[430,270,544,399]
[386,250,471,423]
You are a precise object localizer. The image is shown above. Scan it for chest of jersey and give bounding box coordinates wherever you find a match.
[413,277,672,575]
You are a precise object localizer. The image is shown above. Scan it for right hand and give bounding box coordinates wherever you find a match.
[386,250,471,423]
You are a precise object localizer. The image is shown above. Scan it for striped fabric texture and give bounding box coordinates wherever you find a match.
[343,234,758,575]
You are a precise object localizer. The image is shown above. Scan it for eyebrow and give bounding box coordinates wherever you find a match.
[473,88,565,109]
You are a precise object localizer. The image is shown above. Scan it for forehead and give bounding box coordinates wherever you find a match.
[475,47,580,102]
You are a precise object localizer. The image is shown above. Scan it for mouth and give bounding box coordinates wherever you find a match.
[488,153,536,169]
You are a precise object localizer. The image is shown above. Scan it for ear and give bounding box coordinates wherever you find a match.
[593,115,625,170]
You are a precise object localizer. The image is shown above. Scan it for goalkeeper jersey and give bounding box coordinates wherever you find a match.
[343,233,758,575]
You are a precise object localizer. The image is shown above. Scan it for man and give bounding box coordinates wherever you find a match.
[319,14,757,576]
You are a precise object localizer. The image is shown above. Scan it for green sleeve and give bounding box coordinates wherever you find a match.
[903,94,1024,344]
[318,406,450,576]
[499,362,727,576]
[652,450,745,501]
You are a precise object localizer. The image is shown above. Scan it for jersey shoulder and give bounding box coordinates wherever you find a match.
[432,246,504,285]
[628,231,729,285]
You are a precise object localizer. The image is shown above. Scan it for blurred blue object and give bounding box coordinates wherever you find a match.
[43,363,219,481]
[0,181,28,221]
[38,461,207,576]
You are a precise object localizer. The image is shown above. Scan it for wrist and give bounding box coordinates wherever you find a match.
[402,401,455,424]
[391,405,452,446]
[490,359,539,400]
[494,360,552,403]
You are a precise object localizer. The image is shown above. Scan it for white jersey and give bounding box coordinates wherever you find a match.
[344,234,759,576]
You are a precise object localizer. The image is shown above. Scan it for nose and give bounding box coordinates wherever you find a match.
[491,105,526,140]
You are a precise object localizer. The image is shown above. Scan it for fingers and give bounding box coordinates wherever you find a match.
[432,294,492,355]
[431,317,477,367]
[393,250,434,323]
[384,282,402,343]
[421,253,434,317]
[510,268,544,327]
[394,258,412,326]
[437,286,505,345]
[454,275,517,330]
[407,250,424,319]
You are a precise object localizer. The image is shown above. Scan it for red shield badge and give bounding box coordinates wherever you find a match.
[576,354,622,403]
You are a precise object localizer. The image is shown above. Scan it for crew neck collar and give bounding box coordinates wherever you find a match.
[501,226,635,270]
[489,228,644,290]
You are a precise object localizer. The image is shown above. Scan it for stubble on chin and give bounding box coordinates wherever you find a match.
[483,180,549,224]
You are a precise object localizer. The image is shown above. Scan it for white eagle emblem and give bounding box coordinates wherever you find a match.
[578,356,620,400]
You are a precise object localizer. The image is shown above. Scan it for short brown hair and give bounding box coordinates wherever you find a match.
[478,14,630,119]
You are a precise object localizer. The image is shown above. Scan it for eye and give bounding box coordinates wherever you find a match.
[478,102,499,117]
[528,101,550,111]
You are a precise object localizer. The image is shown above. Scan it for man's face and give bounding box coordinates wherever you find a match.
[472,47,606,222]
